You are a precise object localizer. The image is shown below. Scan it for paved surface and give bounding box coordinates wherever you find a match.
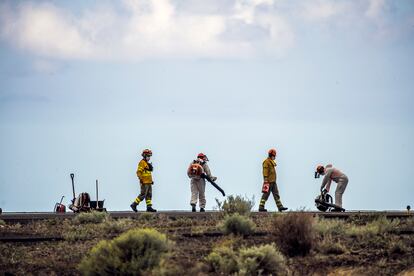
[0,210,412,223]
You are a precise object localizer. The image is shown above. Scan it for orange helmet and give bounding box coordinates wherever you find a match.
[142,149,152,157]
[197,153,209,161]
[316,165,324,174]
[268,148,277,157]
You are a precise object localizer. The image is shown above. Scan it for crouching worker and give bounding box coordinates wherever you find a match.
[315,164,348,210]
[187,153,217,212]
[259,149,288,212]
[130,149,157,212]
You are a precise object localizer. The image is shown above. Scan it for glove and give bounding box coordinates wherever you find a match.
[211,176,217,182]
[147,163,153,171]
[262,181,270,193]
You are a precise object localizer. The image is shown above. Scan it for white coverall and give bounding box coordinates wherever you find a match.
[188,161,216,209]
[321,165,348,208]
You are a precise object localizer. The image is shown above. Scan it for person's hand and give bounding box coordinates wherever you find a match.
[211,177,217,182]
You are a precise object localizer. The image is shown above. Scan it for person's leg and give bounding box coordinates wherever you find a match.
[198,181,206,211]
[144,185,156,212]
[259,185,271,211]
[131,183,147,212]
[145,185,152,207]
[271,182,286,211]
[190,180,199,210]
[335,177,348,208]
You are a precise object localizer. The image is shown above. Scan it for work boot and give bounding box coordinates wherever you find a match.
[200,208,205,212]
[278,207,288,212]
[258,206,267,212]
[146,206,157,212]
[191,204,196,212]
[130,202,138,212]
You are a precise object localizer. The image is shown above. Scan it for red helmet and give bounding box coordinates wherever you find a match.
[268,148,277,157]
[142,149,152,157]
[197,153,209,161]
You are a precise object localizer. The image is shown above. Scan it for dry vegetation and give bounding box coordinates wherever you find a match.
[1,207,414,275]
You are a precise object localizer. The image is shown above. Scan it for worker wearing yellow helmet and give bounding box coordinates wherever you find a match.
[130,149,157,212]
[259,148,288,212]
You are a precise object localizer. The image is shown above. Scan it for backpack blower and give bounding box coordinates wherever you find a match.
[315,189,345,212]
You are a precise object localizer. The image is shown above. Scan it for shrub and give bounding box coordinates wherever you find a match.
[220,214,256,235]
[73,211,109,224]
[388,240,408,255]
[78,228,170,275]
[206,243,287,276]
[313,218,346,236]
[138,212,157,222]
[206,246,239,275]
[318,236,347,255]
[64,225,99,241]
[0,219,5,226]
[238,244,287,276]
[272,212,315,257]
[103,218,134,234]
[345,216,398,238]
[215,195,254,216]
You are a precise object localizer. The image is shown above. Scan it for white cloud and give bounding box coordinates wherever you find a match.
[0,0,412,61]
[0,0,294,60]
[365,0,386,19]
[301,0,350,21]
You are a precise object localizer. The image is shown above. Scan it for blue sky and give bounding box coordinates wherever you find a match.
[0,0,413,212]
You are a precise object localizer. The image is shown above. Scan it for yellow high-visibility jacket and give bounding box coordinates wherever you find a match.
[263,158,277,183]
[136,159,153,184]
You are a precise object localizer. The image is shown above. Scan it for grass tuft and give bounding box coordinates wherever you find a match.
[219,213,256,235]
[73,211,109,224]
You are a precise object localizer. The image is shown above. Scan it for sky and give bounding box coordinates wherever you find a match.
[0,0,413,212]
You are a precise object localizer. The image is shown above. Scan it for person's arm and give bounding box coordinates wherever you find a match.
[203,163,217,181]
[137,160,145,181]
[263,160,269,182]
[321,169,333,191]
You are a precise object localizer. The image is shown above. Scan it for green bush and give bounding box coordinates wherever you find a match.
[0,219,5,226]
[206,246,239,275]
[273,212,315,257]
[73,211,109,224]
[238,244,287,276]
[78,228,170,275]
[313,218,346,236]
[220,214,256,235]
[206,243,287,276]
[345,216,398,238]
[215,195,254,216]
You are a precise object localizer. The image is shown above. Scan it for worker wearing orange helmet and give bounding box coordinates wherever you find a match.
[315,164,348,209]
[130,149,157,212]
[259,148,288,212]
[187,153,217,212]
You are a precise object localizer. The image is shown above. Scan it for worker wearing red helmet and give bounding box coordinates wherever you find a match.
[187,153,217,212]
[315,164,348,209]
[259,148,288,212]
[130,149,157,212]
